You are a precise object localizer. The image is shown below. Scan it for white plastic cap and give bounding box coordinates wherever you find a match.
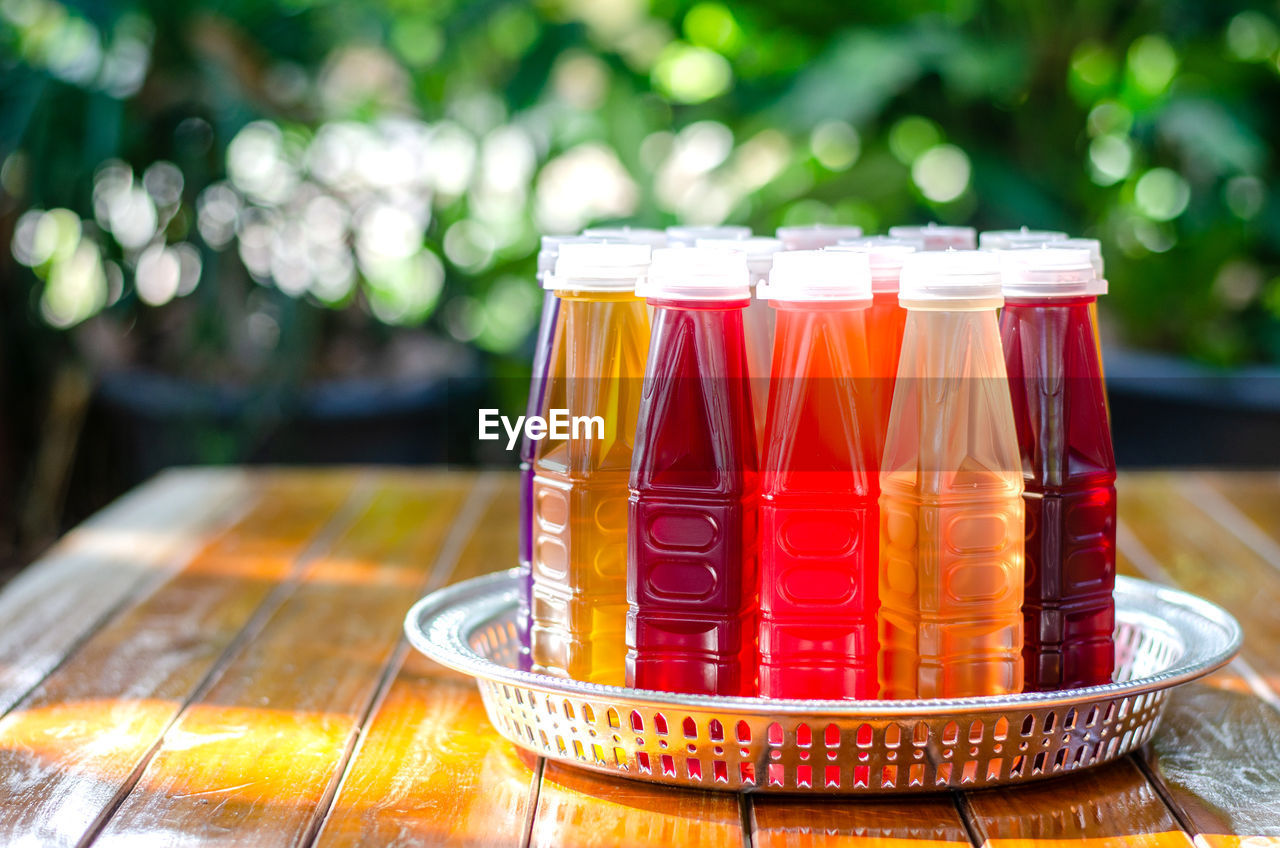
[638,247,750,301]
[978,227,1069,250]
[827,238,918,293]
[665,225,751,247]
[836,233,927,251]
[888,223,976,251]
[775,224,864,250]
[545,242,651,292]
[695,236,783,280]
[899,250,1002,306]
[1057,237,1104,276]
[581,226,668,247]
[538,235,602,280]
[757,250,872,302]
[999,247,1106,298]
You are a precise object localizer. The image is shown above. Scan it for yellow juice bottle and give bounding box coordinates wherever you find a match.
[878,250,1025,699]
[531,242,651,685]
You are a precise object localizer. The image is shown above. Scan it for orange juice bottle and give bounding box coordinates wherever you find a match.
[878,251,1025,699]
[531,242,651,684]
[696,235,783,451]
[828,237,917,460]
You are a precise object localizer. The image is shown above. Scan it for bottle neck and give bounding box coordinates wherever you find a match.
[1003,295,1097,307]
[557,289,642,303]
[648,297,749,311]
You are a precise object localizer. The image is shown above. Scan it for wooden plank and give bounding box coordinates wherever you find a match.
[312,474,538,848]
[961,757,1192,847]
[0,468,253,715]
[0,470,363,847]
[89,472,487,847]
[530,762,744,848]
[751,796,971,847]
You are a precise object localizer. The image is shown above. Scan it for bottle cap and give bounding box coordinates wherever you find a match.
[538,235,602,280]
[757,250,872,302]
[836,233,926,251]
[888,223,976,251]
[999,247,1107,298]
[775,224,864,250]
[638,247,751,301]
[581,226,668,247]
[899,250,1002,306]
[545,242,651,292]
[827,238,917,293]
[978,227,1069,250]
[1056,237,1104,277]
[665,225,751,247]
[695,236,783,281]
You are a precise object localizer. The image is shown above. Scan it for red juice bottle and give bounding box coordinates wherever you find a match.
[755,250,879,699]
[628,247,759,696]
[999,247,1116,691]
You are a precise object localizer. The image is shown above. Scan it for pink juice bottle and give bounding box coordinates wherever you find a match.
[628,248,759,696]
[756,250,879,700]
[999,247,1115,691]
[696,236,783,452]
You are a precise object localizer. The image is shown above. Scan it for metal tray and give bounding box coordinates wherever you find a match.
[405,570,1240,794]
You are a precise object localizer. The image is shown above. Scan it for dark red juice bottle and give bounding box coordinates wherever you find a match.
[628,247,759,696]
[756,250,879,699]
[999,247,1116,691]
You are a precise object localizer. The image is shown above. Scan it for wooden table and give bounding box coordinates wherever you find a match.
[0,468,1278,847]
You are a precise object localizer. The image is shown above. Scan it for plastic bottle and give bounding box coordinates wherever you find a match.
[775,224,863,251]
[696,235,783,451]
[978,227,1068,251]
[581,226,669,248]
[827,237,917,460]
[999,247,1115,691]
[888,223,976,251]
[756,250,879,699]
[531,243,651,685]
[665,225,751,247]
[878,251,1025,699]
[628,247,759,696]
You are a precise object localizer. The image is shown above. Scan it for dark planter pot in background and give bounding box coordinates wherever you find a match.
[64,364,489,526]
[1107,347,1280,467]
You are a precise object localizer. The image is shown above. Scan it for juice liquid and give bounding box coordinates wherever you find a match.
[531,290,649,685]
[628,298,758,696]
[865,290,908,460]
[759,301,879,699]
[879,306,1025,699]
[1002,296,1116,690]
[518,291,559,665]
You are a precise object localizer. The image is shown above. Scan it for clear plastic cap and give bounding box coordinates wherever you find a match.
[888,223,976,251]
[665,225,751,247]
[978,227,1069,250]
[899,250,1002,306]
[545,242,651,292]
[638,247,751,301]
[999,247,1107,298]
[581,226,668,247]
[695,236,783,281]
[757,249,872,302]
[775,224,864,250]
[826,238,918,293]
[538,235,602,280]
[836,233,927,251]
[1057,237,1104,277]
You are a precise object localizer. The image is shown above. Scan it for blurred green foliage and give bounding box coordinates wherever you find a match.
[2,0,1280,387]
